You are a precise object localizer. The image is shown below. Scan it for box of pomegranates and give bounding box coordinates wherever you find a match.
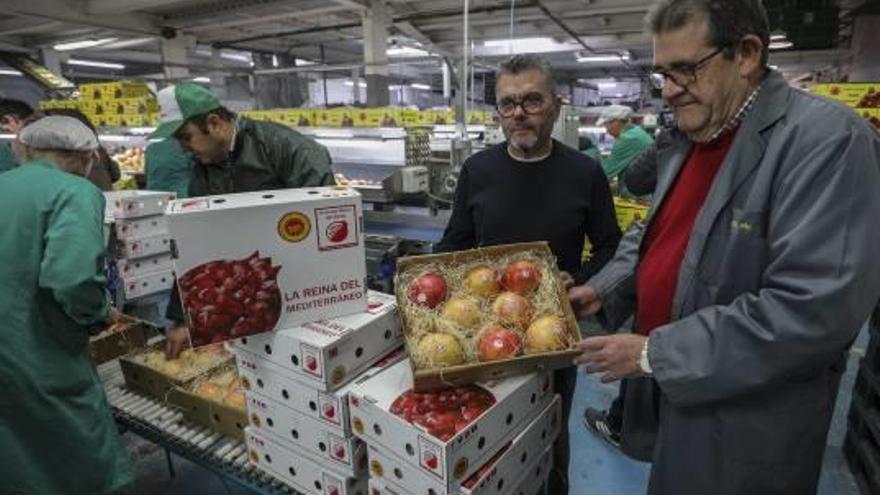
[347,358,553,491]
[394,241,580,391]
[366,395,560,495]
[233,290,403,391]
[165,187,367,348]
[166,365,247,441]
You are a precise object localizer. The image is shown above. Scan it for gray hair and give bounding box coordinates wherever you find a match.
[496,54,557,96]
[645,0,770,66]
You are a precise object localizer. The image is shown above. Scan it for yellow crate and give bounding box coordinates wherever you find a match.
[400,109,421,127]
[614,197,650,230]
[111,97,158,115]
[102,115,122,128]
[39,100,79,111]
[80,81,152,100]
[285,109,315,127]
[811,83,880,108]
[857,108,880,129]
[76,100,107,115]
[118,114,151,127]
[315,108,354,127]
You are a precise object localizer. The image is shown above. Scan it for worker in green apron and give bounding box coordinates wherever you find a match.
[597,104,654,197]
[145,137,194,198]
[0,98,35,173]
[0,116,133,495]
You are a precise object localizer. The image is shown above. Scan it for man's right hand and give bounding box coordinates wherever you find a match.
[165,324,191,360]
[569,285,602,319]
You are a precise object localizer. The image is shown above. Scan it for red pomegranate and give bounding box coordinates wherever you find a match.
[477,324,523,362]
[501,260,542,295]
[407,272,448,309]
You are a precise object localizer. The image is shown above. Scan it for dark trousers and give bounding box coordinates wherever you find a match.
[547,366,577,495]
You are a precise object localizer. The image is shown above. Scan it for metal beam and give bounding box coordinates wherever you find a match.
[5,0,160,36]
[0,20,61,37]
[181,6,353,33]
[86,0,186,15]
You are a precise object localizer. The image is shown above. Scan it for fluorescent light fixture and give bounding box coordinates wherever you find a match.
[191,76,211,83]
[220,50,253,63]
[67,58,125,69]
[272,55,279,67]
[483,36,564,53]
[295,58,316,66]
[597,82,617,89]
[388,84,403,90]
[576,52,630,63]
[53,38,117,51]
[770,31,787,41]
[769,41,794,50]
[344,80,367,88]
[0,69,23,76]
[410,83,431,90]
[484,36,552,47]
[387,46,429,57]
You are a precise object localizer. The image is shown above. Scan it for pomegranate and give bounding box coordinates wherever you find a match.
[389,385,496,441]
[178,251,282,347]
[491,292,533,329]
[442,296,482,328]
[477,324,523,362]
[416,333,465,367]
[525,315,571,353]
[407,272,448,308]
[465,266,500,298]
[222,390,246,410]
[501,260,542,295]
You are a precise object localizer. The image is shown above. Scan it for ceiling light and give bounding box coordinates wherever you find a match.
[484,36,553,47]
[576,52,630,63]
[53,38,117,51]
[769,41,794,50]
[191,77,211,83]
[344,80,367,88]
[483,37,563,53]
[220,50,253,63]
[410,83,431,90]
[0,69,23,76]
[387,46,430,57]
[597,82,617,89]
[272,55,279,67]
[66,58,125,69]
[295,58,316,66]
[770,31,787,41]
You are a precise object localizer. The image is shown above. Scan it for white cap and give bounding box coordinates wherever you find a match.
[18,116,99,151]
[596,104,633,126]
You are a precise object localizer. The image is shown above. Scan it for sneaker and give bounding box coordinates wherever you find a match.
[583,407,621,448]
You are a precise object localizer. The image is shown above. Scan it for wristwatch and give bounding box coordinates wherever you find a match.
[638,338,653,375]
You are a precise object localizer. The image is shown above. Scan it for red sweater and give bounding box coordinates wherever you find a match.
[635,129,738,335]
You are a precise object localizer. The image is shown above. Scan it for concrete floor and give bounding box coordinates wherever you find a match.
[124,328,868,495]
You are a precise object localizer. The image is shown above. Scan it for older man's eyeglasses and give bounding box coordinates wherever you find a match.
[650,47,725,90]
[496,93,547,118]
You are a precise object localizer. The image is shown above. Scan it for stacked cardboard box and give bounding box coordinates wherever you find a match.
[104,190,176,303]
[235,291,405,495]
[346,359,559,495]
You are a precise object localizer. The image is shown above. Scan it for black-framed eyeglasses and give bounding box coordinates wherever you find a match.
[496,92,548,118]
[650,47,725,90]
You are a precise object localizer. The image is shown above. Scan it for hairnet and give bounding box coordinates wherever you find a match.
[18,115,99,151]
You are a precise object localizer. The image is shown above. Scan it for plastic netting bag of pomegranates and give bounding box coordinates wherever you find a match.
[166,187,368,348]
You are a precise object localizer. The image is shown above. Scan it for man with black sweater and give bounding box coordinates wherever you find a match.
[436,54,621,495]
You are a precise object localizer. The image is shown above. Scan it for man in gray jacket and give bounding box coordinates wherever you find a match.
[569,0,880,493]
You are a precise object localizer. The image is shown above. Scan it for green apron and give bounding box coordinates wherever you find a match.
[602,123,654,197]
[145,138,193,199]
[0,159,133,495]
[0,141,19,173]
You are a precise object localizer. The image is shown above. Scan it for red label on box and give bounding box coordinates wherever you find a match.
[418,435,445,480]
[315,205,358,251]
[301,343,322,377]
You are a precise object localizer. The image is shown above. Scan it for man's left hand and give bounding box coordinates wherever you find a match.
[573,334,648,383]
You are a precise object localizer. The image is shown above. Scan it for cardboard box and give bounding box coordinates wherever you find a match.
[166,366,247,441]
[246,391,368,478]
[118,232,172,259]
[118,114,151,127]
[116,253,175,280]
[367,395,560,495]
[77,100,106,115]
[165,187,367,348]
[234,290,402,391]
[104,190,176,219]
[121,269,175,299]
[347,359,553,489]
[368,442,553,495]
[80,81,152,100]
[112,97,159,115]
[114,215,168,240]
[394,242,580,391]
[237,346,407,436]
[120,344,235,399]
[245,427,368,495]
[89,316,154,364]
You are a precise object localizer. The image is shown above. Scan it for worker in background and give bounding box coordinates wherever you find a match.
[44,108,122,191]
[145,137,194,198]
[152,83,335,357]
[0,98,34,173]
[569,0,880,493]
[578,134,602,163]
[0,116,133,495]
[437,54,622,495]
[598,104,654,197]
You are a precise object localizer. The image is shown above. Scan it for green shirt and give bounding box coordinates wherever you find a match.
[0,159,133,495]
[146,138,193,198]
[0,141,19,173]
[189,117,335,197]
[602,124,654,196]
